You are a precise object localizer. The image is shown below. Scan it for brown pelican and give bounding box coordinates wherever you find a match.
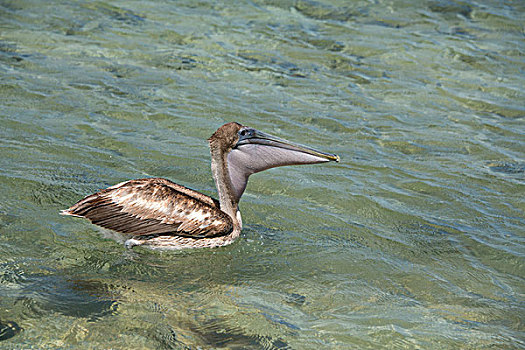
[61,122,339,249]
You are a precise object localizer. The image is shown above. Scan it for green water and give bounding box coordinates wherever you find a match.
[1,0,524,348]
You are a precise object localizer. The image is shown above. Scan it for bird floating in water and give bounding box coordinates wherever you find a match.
[61,122,339,249]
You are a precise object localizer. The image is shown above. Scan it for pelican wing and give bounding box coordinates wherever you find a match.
[61,178,233,238]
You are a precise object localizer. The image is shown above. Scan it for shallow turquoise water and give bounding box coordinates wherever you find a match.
[0,0,524,348]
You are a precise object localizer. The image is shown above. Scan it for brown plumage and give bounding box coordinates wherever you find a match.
[62,178,232,238]
[61,122,339,249]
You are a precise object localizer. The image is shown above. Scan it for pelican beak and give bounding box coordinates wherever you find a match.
[236,127,340,163]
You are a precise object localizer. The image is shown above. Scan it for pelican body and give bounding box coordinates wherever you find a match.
[61,122,339,249]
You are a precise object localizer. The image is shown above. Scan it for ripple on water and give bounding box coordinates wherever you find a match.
[487,161,525,176]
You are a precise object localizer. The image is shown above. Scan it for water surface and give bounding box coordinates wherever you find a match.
[0,0,524,348]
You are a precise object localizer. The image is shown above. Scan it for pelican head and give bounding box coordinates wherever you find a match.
[208,122,339,204]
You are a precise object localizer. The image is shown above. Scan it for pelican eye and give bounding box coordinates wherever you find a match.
[239,129,250,137]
